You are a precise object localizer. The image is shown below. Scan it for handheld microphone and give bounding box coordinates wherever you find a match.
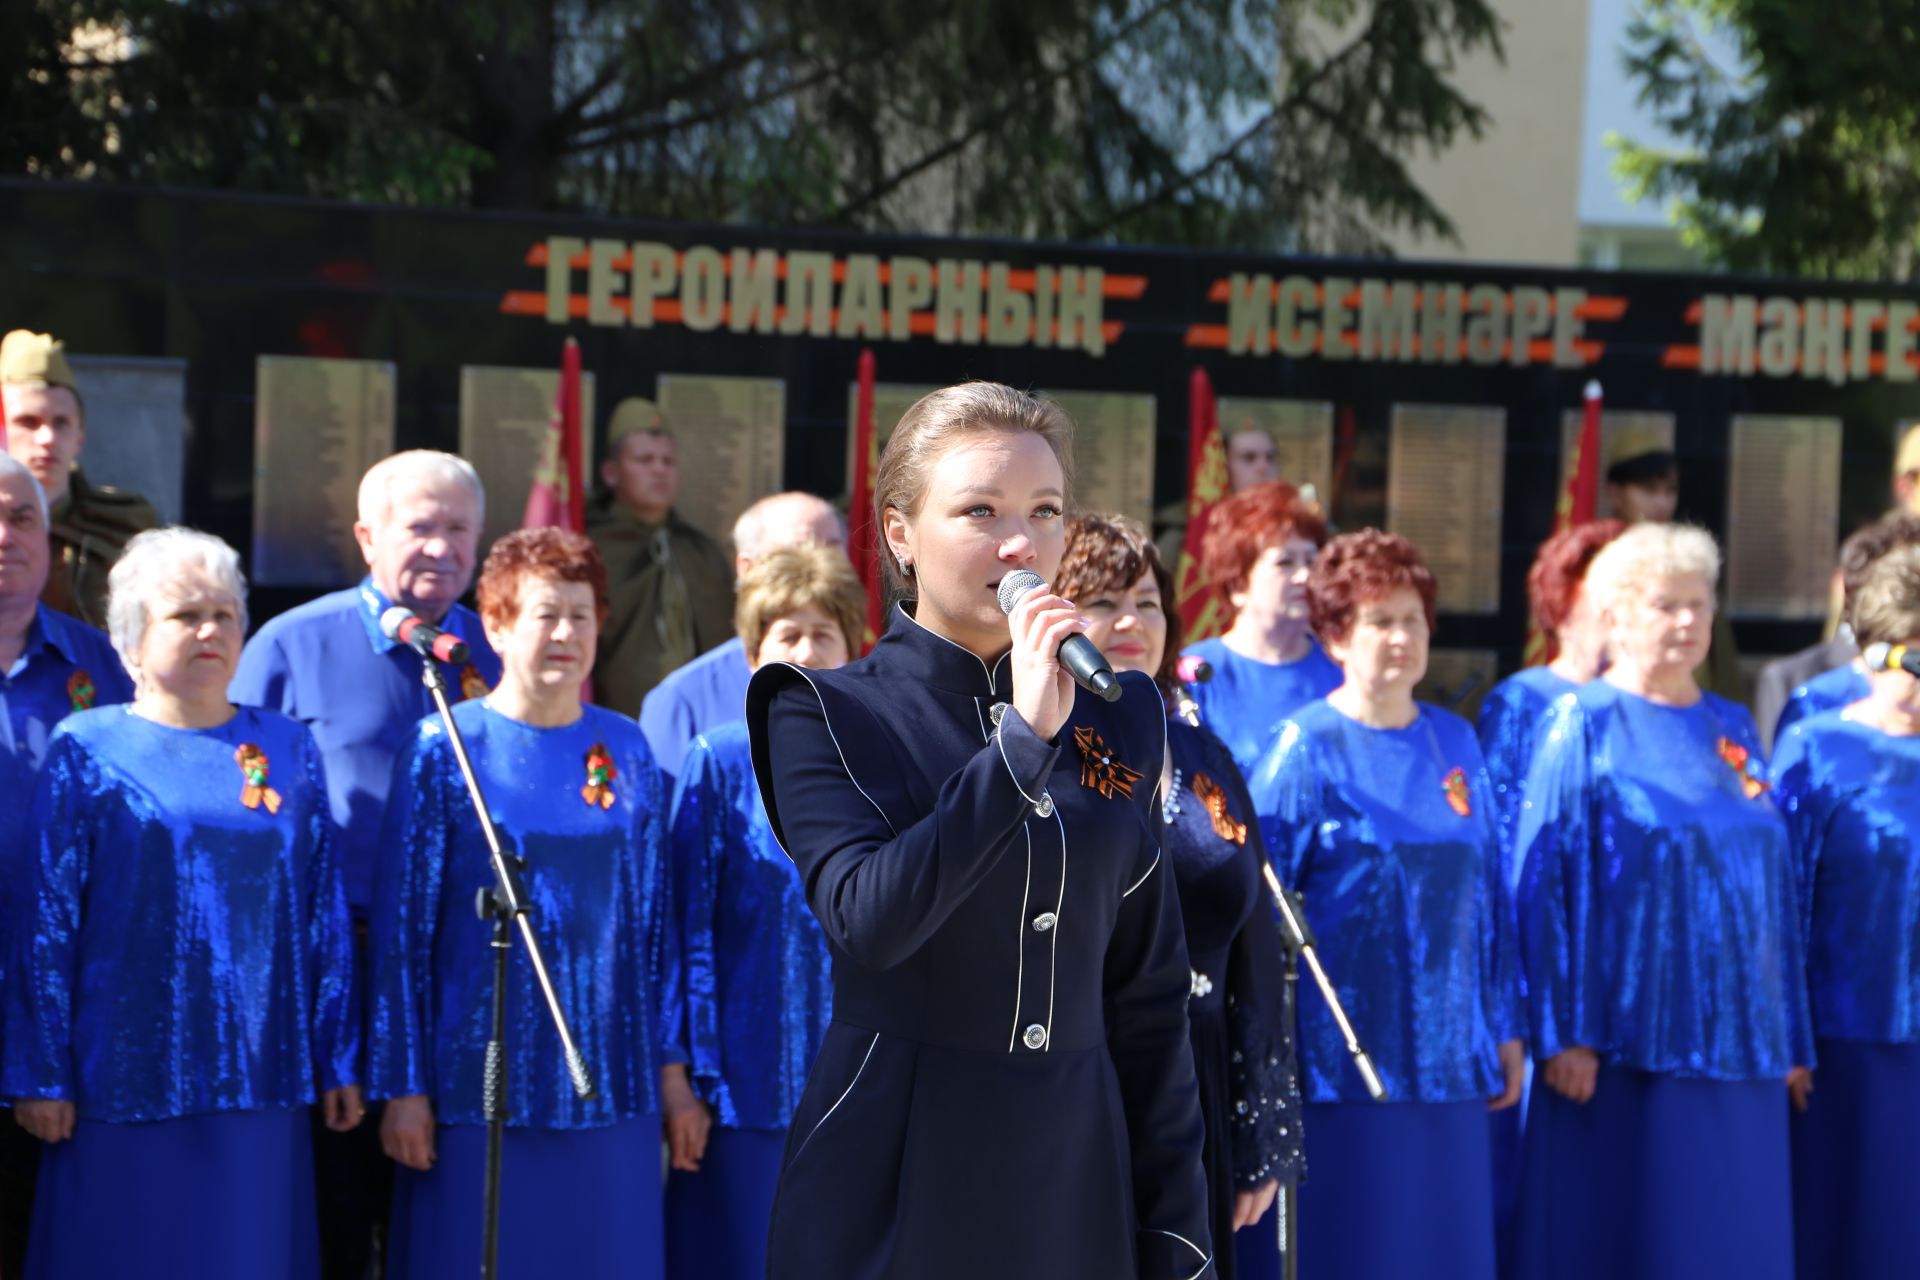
[1863,642,1920,677]
[996,570,1123,702]
[1174,655,1213,686]
[381,606,471,666]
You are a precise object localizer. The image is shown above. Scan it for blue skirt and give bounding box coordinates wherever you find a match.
[1297,1099,1495,1280]
[388,1116,664,1280]
[1512,1065,1791,1280]
[1791,1038,1920,1280]
[665,1126,786,1280]
[26,1106,317,1280]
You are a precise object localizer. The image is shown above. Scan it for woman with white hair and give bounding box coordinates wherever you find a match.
[1510,522,1811,1280]
[1,527,360,1280]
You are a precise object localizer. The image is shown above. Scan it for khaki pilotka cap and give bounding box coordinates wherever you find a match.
[0,330,78,391]
[606,397,669,450]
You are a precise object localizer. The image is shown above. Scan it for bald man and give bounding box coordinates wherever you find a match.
[638,490,845,781]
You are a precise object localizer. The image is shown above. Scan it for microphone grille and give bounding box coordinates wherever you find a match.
[379,606,413,642]
[1864,641,1892,670]
[996,570,1047,616]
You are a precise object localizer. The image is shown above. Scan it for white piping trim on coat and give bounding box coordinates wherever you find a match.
[1007,824,1033,1053]
[764,666,898,868]
[1043,806,1066,1050]
[789,1032,880,1165]
[1149,1229,1214,1279]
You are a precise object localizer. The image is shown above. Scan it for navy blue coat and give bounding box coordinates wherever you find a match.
[747,606,1213,1279]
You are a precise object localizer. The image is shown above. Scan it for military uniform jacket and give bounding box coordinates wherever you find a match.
[42,467,159,628]
[747,606,1213,1280]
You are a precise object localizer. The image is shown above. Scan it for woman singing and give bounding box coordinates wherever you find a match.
[1249,529,1524,1280]
[1512,523,1810,1280]
[1058,513,1300,1280]
[4,528,359,1280]
[745,383,1211,1279]
[1774,543,1920,1280]
[369,528,695,1280]
[665,544,865,1280]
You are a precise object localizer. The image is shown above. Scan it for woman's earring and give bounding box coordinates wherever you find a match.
[897,555,913,577]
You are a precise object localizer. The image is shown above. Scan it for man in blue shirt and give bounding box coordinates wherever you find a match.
[0,453,132,1279]
[228,448,497,1280]
[639,490,844,781]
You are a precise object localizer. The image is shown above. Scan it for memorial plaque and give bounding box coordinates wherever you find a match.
[656,374,786,547]
[1417,648,1501,720]
[1041,391,1157,526]
[68,355,189,524]
[1725,415,1841,620]
[844,382,938,489]
[459,365,597,553]
[253,356,395,586]
[1386,404,1506,614]
[1216,398,1335,502]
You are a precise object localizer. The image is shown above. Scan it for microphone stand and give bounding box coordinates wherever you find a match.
[1260,862,1387,1280]
[416,657,595,1280]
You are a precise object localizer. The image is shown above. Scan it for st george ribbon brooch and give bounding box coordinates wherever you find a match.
[459,664,491,701]
[1443,767,1472,817]
[1716,737,1769,799]
[581,743,618,809]
[234,744,283,814]
[1191,773,1247,845]
[66,670,96,713]
[1074,726,1145,800]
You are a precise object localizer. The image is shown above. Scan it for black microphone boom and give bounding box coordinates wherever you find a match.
[996,570,1123,702]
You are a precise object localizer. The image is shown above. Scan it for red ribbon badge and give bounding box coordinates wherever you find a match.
[66,670,96,713]
[1717,737,1769,799]
[459,664,490,701]
[1443,767,1472,817]
[234,744,283,815]
[1074,726,1145,800]
[581,743,617,809]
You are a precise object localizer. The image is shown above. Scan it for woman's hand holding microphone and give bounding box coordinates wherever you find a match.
[1006,585,1088,744]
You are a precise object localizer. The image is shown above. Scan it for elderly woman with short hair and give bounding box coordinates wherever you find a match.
[1512,522,1811,1280]
[1250,529,1523,1280]
[664,543,866,1280]
[1774,543,1920,1280]
[3,527,360,1280]
[370,526,690,1280]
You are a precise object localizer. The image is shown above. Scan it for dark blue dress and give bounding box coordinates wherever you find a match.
[747,606,1213,1280]
[2,705,357,1280]
[368,701,680,1280]
[665,720,833,1280]
[1512,682,1812,1280]
[1250,699,1521,1280]
[1774,713,1920,1280]
[1179,636,1341,780]
[1161,719,1301,1280]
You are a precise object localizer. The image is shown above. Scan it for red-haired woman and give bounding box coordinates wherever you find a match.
[368,528,698,1280]
[1184,481,1339,779]
[1248,530,1524,1280]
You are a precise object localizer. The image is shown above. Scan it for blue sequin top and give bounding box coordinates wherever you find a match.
[2,705,358,1121]
[671,720,832,1131]
[367,700,682,1128]
[1774,712,1920,1044]
[1775,663,1869,746]
[1249,699,1522,1104]
[1475,667,1577,890]
[1515,682,1814,1078]
[1180,637,1342,780]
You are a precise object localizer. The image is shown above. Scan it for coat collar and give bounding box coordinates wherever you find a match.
[873,602,1013,698]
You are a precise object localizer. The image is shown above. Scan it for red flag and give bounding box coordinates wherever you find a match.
[523,337,585,533]
[849,349,884,649]
[1524,380,1603,665]
[1174,368,1233,641]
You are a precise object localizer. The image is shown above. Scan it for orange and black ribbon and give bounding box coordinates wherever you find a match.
[581,743,617,809]
[1074,726,1145,800]
[459,664,490,701]
[1443,766,1472,817]
[234,744,283,814]
[1191,772,1247,845]
[66,670,95,713]
[1717,737,1769,799]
